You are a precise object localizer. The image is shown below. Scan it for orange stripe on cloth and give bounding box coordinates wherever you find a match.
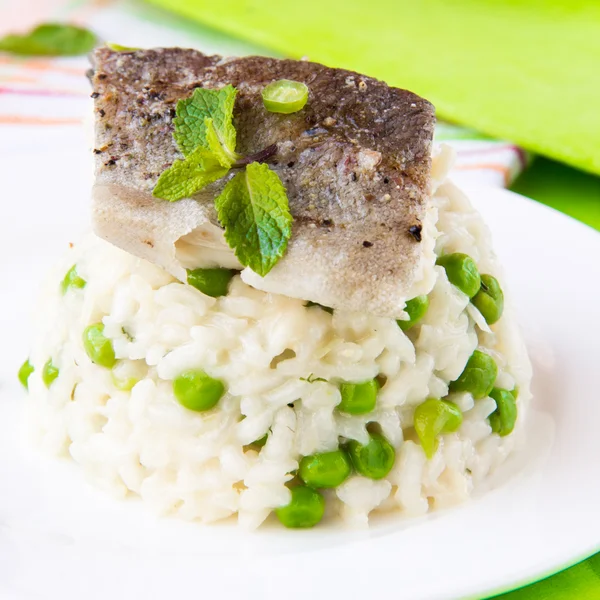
[0,115,82,125]
[0,56,86,76]
[0,74,38,84]
[0,86,89,98]
[453,163,511,186]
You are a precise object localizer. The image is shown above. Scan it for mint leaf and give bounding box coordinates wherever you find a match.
[153,147,229,202]
[215,162,292,276]
[0,23,96,56]
[205,117,238,168]
[154,86,294,275]
[173,85,237,157]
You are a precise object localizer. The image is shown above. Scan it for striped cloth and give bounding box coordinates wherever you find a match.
[0,0,530,188]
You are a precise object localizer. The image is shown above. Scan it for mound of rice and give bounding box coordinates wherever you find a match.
[24,148,532,528]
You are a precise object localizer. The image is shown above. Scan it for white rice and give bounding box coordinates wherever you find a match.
[25,147,532,528]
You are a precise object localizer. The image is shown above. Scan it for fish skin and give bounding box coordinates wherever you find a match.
[90,47,435,317]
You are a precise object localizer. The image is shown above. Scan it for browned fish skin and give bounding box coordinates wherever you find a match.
[90,48,436,317]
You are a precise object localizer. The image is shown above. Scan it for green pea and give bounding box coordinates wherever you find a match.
[299,449,352,488]
[338,378,379,415]
[83,323,117,369]
[347,432,395,480]
[414,398,463,459]
[276,485,325,528]
[18,359,34,389]
[42,359,59,388]
[187,268,235,298]
[437,253,481,298]
[397,295,429,331]
[173,369,225,412]
[489,388,517,436]
[111,360,146,391]
[83,323,117,368]
[472,274,504,325]
[111,373,138,391]
[450,349,498,399]
[60,265,86,295]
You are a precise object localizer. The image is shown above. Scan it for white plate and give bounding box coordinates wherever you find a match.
[1,145,600,600]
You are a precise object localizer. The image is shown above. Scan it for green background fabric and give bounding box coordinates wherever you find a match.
[512,158,600,231]
[493,553,600,599]
[144,0,600,177]
[136,0,599,596]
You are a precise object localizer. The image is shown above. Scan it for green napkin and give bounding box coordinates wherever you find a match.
[512,157,600,231]
[144,0,600,176]
[493,552,600,599]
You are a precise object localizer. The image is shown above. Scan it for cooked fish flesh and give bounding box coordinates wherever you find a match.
[89,48,436,317]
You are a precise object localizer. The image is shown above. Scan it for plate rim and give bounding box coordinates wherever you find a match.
[2,161,600,600]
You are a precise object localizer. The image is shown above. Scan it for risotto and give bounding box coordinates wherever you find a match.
[20,148,532,529]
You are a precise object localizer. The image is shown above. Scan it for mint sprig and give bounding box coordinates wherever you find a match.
[173,85,238,157]
[216,163,292,276]
[205,118,238,168]
[153,147,229,202]
[152,86,294,277]
[0,23,97,56]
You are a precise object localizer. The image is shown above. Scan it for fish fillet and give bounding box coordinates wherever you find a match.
[89,48,436,317]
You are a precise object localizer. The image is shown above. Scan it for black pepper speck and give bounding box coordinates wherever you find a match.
[409,225,422,242]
